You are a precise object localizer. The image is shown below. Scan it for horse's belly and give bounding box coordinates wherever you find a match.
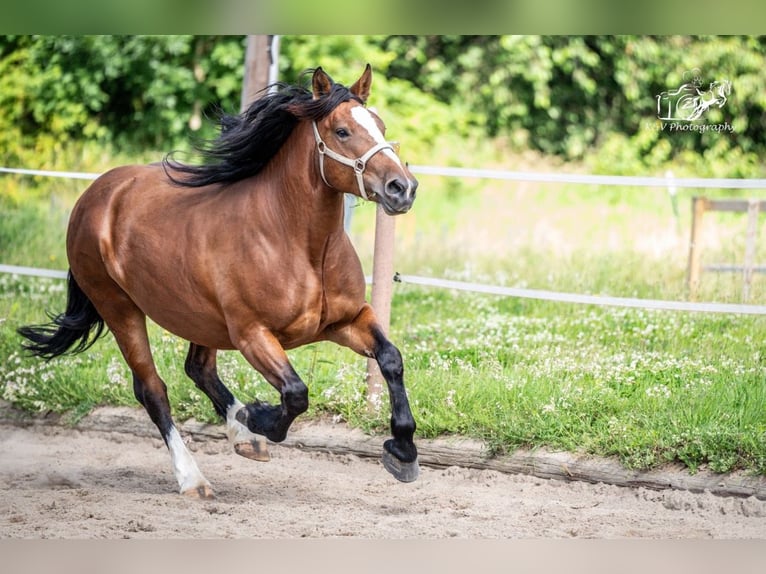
[255,293,325,350]
[156,311,234,349]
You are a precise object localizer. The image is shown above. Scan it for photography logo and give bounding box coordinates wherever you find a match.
[653,68,733,133]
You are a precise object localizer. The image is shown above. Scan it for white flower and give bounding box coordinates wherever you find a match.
[106,357,128,386]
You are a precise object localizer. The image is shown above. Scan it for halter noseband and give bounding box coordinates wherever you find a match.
[312,121,394,200]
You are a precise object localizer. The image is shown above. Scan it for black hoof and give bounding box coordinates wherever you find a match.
[382,449,420,483]
[235,402,286,443]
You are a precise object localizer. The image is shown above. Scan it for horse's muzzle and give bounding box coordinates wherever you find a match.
[378,175,418,215]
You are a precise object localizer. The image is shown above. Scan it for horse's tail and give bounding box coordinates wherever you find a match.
[17,271,106,360]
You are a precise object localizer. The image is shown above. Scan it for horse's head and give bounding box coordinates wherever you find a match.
[310,65,418,215]
[717,79,732,96]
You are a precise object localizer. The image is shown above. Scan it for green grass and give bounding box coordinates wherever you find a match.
[390,288,766,474]
[2,143,766,476]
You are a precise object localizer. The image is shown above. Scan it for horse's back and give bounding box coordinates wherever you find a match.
[68,164,146,266]
[69,164,165,231]
[68,164,169,278]
[65,164,233,345]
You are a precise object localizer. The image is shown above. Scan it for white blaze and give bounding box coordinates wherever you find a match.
[350,106,405,168]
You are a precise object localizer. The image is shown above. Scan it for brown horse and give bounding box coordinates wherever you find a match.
[18,65,419,498]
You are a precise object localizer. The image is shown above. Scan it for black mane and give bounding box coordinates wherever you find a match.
[163,73,362,188]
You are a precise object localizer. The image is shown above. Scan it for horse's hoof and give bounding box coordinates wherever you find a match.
[235,401,285,442]
[382,449,420,483]
[234,438,270,462]
[182,483,215,500]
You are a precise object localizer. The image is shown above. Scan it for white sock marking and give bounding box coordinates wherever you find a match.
[166,426,209,493]
[226,399,263,445]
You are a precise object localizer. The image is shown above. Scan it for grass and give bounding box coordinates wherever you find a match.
[391,288,766,474]
[2,140,766,476]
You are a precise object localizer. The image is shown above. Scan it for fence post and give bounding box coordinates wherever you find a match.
[240,35,276,111]
[366,204,396,410]
[742,199,760,302]
[687,196,708,300]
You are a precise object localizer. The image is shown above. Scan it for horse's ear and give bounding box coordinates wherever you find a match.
[312,67,333,100]
[350,64,372,104]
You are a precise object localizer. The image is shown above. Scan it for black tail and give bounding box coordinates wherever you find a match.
[17,271,106,360]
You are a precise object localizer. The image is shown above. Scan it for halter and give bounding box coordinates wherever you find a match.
[312,121,395,200]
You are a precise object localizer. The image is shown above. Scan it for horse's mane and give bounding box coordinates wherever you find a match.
[163,71,362,188]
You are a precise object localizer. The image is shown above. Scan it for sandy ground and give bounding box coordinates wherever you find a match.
[1,421,766,539]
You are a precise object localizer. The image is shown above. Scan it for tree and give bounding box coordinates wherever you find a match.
[378,35,766,175]
[2,35,763,178]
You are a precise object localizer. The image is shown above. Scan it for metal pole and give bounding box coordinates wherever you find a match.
[267,35,280,92]
[366,204,396,410]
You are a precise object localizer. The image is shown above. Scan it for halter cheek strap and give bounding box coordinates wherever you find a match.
[312,121,394,201]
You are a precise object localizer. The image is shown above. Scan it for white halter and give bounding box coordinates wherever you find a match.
[312,121,395,200]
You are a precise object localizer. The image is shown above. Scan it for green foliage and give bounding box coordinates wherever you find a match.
[0,35,246,170]
[0,35,469,177]
[2,35,764,178]
[382,35,766,176]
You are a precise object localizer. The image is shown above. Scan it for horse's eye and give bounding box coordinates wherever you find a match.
[335,128,350,138]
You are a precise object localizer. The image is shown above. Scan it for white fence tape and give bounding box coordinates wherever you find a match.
[394,274,766,316]
[0,167,99,180]
[3,264,763,316]
[3,165,766,189]
[409,165,766,189]
[3,165,766,315]
[0,264,68,280]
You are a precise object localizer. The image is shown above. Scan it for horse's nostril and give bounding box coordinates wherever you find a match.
[386,177,407,195]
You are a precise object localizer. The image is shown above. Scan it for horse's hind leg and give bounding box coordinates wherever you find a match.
[184,344,270,461]
[94,295,213,498]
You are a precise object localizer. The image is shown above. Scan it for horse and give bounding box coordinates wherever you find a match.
[18,65,420,499]
[683,80,731,120]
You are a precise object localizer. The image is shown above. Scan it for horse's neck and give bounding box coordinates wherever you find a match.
[262,125,347,242]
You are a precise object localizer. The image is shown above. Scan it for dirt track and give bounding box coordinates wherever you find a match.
[2,412,766,539]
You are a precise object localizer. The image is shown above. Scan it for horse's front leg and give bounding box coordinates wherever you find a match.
[325,304,419,482]
[232,328,309,444]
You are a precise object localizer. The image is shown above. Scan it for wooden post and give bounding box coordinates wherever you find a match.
[742,199,760,302]
[686,196,708,300]
[366,204,396,410]
[240,35,273,112]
